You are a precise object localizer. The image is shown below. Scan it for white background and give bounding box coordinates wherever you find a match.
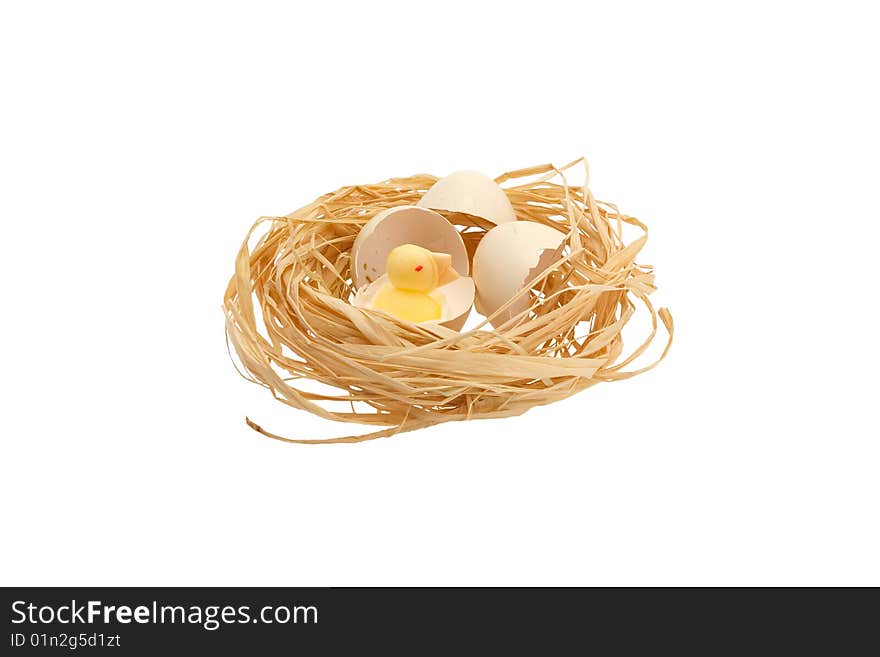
[1,1,877,586]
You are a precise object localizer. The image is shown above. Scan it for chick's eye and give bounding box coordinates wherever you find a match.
[414,265,423,272]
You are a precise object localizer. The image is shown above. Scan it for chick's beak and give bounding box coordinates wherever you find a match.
[430,252,459,286]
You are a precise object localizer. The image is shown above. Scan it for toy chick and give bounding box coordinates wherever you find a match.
[372,244,459,322]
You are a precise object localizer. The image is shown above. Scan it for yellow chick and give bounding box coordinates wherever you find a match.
[373,244,459,322]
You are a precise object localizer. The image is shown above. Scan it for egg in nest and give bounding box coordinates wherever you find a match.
[351,206,474,330]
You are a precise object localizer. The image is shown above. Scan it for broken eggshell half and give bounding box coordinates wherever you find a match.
[351,205,469,290]
[472,221,568,329]
[417,170,517,226]
[353,274,475,332]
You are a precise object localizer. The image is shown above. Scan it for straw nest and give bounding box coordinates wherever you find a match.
[223,159,673,444]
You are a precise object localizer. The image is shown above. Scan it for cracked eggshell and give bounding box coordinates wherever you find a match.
[417,170,517,225]
[472,221,567,328]
[353,274,475,332]
[351,206,469,290]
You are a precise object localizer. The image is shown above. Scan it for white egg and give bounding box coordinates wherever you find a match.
[351,205,469,290]
[353,275,475,332]
[417,170,517,225]
[472,221,567,329]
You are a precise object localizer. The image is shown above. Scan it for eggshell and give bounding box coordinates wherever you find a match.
[472,221,567,328]
[417,170,516,225]
[351,206,469,290]
[353,274,475,331]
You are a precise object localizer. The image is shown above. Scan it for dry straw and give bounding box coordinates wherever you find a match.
[223,158,673,444]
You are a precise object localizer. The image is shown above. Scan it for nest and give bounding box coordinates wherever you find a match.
[223,159,673,444]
